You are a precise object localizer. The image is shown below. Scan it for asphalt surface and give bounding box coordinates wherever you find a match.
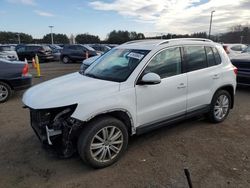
[0,61,250,188]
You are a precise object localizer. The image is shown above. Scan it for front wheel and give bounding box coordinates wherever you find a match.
[77,116,128,168]
[207,90,231,123]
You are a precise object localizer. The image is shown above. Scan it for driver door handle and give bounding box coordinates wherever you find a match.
[177,83,186,89]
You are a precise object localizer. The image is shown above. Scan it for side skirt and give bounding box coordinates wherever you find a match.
[136,105,210,135]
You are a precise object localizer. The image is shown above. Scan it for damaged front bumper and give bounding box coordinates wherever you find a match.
[45,126,62,145]
[29,104,83,157]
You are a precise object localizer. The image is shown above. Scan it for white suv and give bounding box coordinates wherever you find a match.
[23,38,237,168]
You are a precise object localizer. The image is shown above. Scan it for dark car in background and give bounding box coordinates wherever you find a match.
[60,44,97,63]
[0,59,32,102]
[89,44,111,55]
[46,44,63,61]
[231,59,250,86]
[16,44,53,62]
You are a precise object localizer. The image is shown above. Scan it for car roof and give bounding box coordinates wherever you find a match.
[118,38,215,50]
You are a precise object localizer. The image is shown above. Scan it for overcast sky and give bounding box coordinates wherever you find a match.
[1,0,249,39]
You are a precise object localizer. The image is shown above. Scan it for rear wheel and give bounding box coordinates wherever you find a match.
[62,56,70,64]
[77,116,128,168]
[0,82,12,103]
[208,90,231,123]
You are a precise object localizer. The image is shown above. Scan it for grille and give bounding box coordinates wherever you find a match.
[30,110,51,142]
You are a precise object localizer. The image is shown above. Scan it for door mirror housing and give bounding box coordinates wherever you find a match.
[139,73,161,85]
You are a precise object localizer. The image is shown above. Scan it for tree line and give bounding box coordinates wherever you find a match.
[0,25,249,44]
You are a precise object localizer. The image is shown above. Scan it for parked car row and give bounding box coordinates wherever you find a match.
[0,43,114,63]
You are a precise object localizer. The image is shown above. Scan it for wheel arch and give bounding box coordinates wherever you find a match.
[0,79,13,90]
[213,84,235,109]
[82,109,135,136]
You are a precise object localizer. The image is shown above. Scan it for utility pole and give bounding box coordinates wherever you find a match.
[49,26,54,44]
[17,33,20,44]
[240,36,244,44]
[208,10,215,39]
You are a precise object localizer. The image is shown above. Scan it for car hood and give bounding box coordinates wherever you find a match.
[22,72,120,109]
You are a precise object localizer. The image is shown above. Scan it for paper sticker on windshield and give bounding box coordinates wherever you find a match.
[127,52,144,60]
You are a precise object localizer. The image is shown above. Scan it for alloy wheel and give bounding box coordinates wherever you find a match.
[90,126,123,163]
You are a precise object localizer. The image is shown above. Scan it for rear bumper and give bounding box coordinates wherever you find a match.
[39,55,54,61]
[9,74,32,91]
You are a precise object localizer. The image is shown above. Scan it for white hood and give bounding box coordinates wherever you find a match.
[22,72,120,109]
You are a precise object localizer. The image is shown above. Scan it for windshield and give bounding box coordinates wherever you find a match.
[0,46,15,51]
[84,48,150,82]
[83,45,95,51]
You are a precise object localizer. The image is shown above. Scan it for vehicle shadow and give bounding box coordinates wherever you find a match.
[236,85,250,92]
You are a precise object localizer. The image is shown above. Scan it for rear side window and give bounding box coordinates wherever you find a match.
[26,46,40,51]
[184,46,207,72]
[212,47,221,65]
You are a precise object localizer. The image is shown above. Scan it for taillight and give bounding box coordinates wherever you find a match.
[22,63,29,76]
[233,66,238,75]
[223,45,230,54]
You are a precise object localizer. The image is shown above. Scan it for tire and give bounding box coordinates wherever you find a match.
[0,82,12,103]
[62,56,70,64]
[207,90,231,123]
[77,116,128,169]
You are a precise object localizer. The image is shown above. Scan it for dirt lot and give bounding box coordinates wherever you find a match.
[0,61,250,188]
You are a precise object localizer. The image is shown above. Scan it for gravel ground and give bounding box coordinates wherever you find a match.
[0,61,250,188]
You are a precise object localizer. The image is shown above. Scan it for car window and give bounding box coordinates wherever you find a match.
[43,46,51,51]
[205,47,216,67]
[144,47,182,79]
[184,46,207,72]
[68,45,77,50]
[26,46,40,51]
[16,46,25,53]
[83,45,95,51]
[212,47,221,65]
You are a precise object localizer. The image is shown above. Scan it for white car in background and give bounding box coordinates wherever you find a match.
[223,43,250,60]
[0,45,19,61]
[23,38,237,168]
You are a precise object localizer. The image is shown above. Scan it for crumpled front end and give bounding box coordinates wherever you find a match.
[29,104,83,157]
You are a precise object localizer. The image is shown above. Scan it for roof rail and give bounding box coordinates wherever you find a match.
[159,38,212,45]
[123,38,213,46]
[124,40,150,45]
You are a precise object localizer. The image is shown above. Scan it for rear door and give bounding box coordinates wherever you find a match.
[184,45,222,112]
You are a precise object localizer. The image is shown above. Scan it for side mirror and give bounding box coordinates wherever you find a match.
[139,73,161,85]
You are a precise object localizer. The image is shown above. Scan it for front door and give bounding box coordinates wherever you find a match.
[136,47,187,126]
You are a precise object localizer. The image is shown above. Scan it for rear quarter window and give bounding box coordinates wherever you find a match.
[205,47,216,67]
[212,47,222,65]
